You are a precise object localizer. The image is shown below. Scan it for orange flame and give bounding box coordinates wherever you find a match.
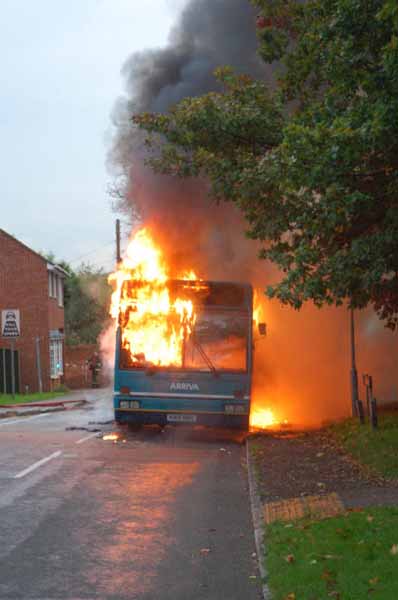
[102,433,120,442]
[253,289,266,327]
[109,228,282,427]
[251,290,280,429]
[109,228,201,369]
[250,407,277,429]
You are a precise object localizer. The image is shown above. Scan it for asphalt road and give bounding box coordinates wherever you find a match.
[0,390,261,600]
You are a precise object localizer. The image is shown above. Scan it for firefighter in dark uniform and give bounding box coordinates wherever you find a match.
[88,352,101,388]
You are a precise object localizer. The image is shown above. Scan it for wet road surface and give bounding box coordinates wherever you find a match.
[0,390,261,599]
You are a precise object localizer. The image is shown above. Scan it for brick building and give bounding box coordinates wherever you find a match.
[0,229,67,393]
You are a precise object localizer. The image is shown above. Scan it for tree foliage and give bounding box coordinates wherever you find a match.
[134,0,398,327]
[62,263,111,346]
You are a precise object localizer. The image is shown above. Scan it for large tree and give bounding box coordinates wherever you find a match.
[134,0,398,327]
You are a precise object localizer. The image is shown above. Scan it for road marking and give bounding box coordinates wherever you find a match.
[14,450,62,479]
[75,432,99,445]
[0,413,50,428]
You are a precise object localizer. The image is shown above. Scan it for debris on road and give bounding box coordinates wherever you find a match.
[65,426,102,433]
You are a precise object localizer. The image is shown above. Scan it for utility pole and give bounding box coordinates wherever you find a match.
[350,308,359,417]
[116,219,121,265]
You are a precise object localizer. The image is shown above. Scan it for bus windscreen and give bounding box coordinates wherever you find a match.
[184,310,248,372]
[118,280,250,373]
[119,309,248,373]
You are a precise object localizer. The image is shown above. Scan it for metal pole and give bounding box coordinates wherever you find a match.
[357,399,365,424]
[35,336,43,394]
[116,219,121,265]
[10,339,16,399]
[370,397,378,429]
[350,308,359,417]
[2,349,6,394]
[368,375,373,414]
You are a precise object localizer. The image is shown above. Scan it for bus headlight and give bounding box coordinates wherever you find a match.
[119,400,130,408]
[130,401,140,409]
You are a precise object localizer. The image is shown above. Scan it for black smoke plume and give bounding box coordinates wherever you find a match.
[110,0,272,278]
[121,0,266,114]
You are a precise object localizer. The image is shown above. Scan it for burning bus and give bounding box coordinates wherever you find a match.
[110,228,260,430]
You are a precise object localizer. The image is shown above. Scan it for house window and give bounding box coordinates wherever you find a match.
[57,276,64,307]
[48,268,64,303]
[48,272,53,297]
[48,272,57,298]
[50,338,63,378]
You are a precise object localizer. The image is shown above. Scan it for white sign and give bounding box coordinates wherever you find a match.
[1,309,20,338]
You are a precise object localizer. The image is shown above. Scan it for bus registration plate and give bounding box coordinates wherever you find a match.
[167,414,197,423]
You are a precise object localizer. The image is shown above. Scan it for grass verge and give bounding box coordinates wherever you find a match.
[248,439,266,487]
[0,391,67,405]
[328,415,398,479]
[266,507,398,600]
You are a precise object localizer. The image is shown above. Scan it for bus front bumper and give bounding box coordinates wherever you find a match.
[115,409,249,430]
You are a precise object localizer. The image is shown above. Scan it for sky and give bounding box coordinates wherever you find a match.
[0,0,185,272]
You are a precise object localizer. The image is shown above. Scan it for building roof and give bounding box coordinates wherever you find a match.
[0,228,68,277]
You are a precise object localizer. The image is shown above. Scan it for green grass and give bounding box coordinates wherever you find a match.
[329,415,398,479]
[266,507,398,600]
[0,391,67,405]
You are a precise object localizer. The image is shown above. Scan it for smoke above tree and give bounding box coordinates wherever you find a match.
[119,0,266,114]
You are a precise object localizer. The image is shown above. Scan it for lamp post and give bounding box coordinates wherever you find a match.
[350,308,359,417]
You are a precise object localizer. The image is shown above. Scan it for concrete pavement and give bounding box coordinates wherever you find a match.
[0,389,89,419]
